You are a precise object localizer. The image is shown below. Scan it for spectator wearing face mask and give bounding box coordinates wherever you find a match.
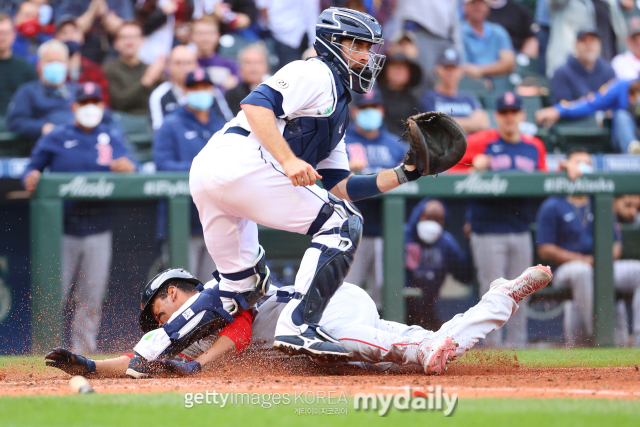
[149,44,232,130]
[22,82,138,353]
[376,52,422,137]
[153,68,226,280]
[224,42,269,116]
[55,16,110,106]
[8,39,120,144]
[0,13,38,115]
[12,0,54,66]
[404,198,471,330]
[550,29,615,105]
[7,39,75,141]
[343,89,406,308]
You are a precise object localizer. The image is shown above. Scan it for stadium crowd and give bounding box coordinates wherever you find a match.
[2,0,640,351]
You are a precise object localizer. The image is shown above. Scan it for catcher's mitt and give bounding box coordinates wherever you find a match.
[402,111,467,176]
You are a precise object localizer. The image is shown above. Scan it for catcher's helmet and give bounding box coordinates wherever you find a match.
[315,7,385,94]
[139,268,202,333]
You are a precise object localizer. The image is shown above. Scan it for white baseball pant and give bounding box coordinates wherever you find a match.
[189,131,351,337]
[470,232,533,348]
[553,259,640,347]
[61,231,112,353]
[252,283,518,365]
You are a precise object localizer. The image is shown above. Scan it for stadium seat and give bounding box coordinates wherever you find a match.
[520,95,551,147]
[549,115,613,154]
[217,34,256,61]
[0,116,29,158]
[112,112,153,162]
[620,224,640,260]
[459,76,493,98]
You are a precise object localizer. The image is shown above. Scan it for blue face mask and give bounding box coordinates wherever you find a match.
[578,162,594,174]
[356,108,383,131]
[187,90,214,111]
[42,62,67,86]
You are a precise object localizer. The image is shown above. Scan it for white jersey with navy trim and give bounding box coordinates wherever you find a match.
[223,58,350,173]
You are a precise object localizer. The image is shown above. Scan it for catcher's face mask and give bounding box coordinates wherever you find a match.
[335,36,385,94]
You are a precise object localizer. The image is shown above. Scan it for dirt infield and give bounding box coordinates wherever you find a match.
[2,350,639,399]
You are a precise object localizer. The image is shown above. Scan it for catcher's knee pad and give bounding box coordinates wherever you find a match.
[212,245,271,312]
[308,193,363,253]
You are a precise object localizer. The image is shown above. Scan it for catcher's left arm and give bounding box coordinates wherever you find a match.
[329,111,467,202]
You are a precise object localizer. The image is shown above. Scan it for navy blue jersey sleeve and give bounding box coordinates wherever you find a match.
[550,67,574,104]
[614,220,622,243]
[470,93,482,110]
[420,91,436,112]
[7,85,48,139]
[22,133,57,186]
[110,130,140,171]
[240,85,285,118]
[317,168,352,191]
[443,232,472,283]
[535,198,558,246]
[153,123,192,171]
[555,79,627,119]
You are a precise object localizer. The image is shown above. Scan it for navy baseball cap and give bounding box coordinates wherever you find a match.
[436,48,461,67]
[56,14,77,32]
[185,68,213,88]
[352,87,384,108]
[496,91,523,112]
[577,28,599,41]
[76,82,102,102]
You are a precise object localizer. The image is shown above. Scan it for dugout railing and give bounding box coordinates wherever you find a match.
[30,172,640,351]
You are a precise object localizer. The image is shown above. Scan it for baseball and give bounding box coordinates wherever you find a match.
[69,375,94,394]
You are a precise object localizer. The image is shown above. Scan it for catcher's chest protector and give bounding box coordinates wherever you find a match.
[282,58,350,168]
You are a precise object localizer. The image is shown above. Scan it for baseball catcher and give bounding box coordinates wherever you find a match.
[187,6,468,363]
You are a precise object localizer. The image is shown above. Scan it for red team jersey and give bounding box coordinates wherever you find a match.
[447,129,547,174]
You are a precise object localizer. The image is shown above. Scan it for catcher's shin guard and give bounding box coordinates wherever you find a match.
[303,196,363,324]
